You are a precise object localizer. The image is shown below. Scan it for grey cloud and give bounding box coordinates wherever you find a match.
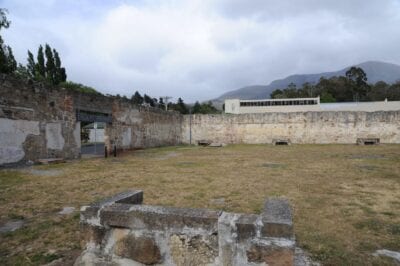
[2,0,400,102]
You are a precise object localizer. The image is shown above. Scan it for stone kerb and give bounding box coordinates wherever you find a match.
[76,190,295,266]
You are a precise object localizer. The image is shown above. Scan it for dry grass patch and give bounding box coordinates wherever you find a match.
[0,144,399,265]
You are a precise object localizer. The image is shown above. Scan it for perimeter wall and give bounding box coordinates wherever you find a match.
[181,112,400,144]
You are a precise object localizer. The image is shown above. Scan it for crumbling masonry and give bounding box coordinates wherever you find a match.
[76,191,295,266]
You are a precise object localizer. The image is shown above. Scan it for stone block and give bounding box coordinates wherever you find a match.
[218,212,238,266]
[114,234,162,265]
[261,198,293,238]
[100,204,220,232]
[81,190,143,221]
[80,222,106,249]
[93,190,143,206]
[247,242,294,266]
[235,214,258,241]
[170,234,218,266]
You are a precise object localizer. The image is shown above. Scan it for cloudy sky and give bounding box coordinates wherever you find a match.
[2,0,400,101]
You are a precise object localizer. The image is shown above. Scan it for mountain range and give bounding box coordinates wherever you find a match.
[213,61,400,103]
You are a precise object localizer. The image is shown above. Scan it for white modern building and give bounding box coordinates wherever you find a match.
[224,97,400,114]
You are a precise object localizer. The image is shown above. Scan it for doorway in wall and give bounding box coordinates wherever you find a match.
[80,122,105,156]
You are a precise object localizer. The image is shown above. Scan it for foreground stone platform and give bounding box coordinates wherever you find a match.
[75,190,295,266]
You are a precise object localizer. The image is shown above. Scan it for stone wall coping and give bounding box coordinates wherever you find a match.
[80,190,143,221]
[262,198,292,225]
[100,203,222,232]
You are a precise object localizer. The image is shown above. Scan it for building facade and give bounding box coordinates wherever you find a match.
[225,97,400,114]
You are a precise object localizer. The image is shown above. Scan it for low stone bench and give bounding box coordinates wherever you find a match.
[357,138,380,145]
[272,139,291,145]
[76,191,295,266]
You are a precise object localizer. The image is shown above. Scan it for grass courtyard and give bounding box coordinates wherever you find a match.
[0,144,399,265]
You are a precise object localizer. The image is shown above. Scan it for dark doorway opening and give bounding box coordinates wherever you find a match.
[80,121,106,156]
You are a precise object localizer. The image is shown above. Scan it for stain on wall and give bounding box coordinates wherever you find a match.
[0,118,40,164]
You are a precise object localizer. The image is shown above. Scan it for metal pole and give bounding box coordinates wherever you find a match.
[189,108,192,145]
[94,122,97,155]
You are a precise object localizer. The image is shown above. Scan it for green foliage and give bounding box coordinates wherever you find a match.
[36,45,46,77]
[192,101,219,114]
[270,66,400,102]
[27,50,35,77]
[27,44,67,85]
[0,9,17,74]
[44,44,56,83]
[158,97,165,110]
[14,63,29,79]
[143,94,155,107]
[169,97,189,114]
[0,8,10,30]
[320,92,336,103]
[131,91,144,105]
[59,81,100,94]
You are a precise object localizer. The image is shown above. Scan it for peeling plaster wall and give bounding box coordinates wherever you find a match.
[182,111,400,144]
[0,74,182,165]
[45,123,65,150]
[0,118,40,164]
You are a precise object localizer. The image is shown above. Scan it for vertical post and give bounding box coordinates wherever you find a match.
[94,122,97,155]
[113,145,117,157]
[104,146,108,158]
[189,108,192,145]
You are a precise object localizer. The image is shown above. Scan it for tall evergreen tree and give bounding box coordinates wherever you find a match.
[173,98,188,114]
[143,94,155,106]
[27,50,36,77]
[131,91,144,105]
[36,45,45,78]
[0,9,16,74]
[53,49,61,83]
[192,101,201,113]
[45,44,56,84]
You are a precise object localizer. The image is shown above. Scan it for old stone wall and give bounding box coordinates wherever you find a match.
[76,191,295,266]
[182,112,400,144]
[0,74,182,166]
[106,101,182,151]
[0,74,80,165]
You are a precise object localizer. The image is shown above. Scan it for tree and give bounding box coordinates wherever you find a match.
[170,98,189,114]
[368,81,388,101]
[53,49,66,83]
[0,9,17,74]
[345,67,370,101]
[131,91,144,105]
[158,97,165,110]
[270,89,284,99]
[27,50,36,77]
[36,45,46,78]
[0,9,10,30]
[191,101,219,114]
[192,101,201,113]
[45,44,56,84]
[143,94,155,106]
[177,98,189,114]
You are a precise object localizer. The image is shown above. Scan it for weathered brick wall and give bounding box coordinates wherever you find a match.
[76,191,295,266]
[182,112,400,144]
[0,74,182,166]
